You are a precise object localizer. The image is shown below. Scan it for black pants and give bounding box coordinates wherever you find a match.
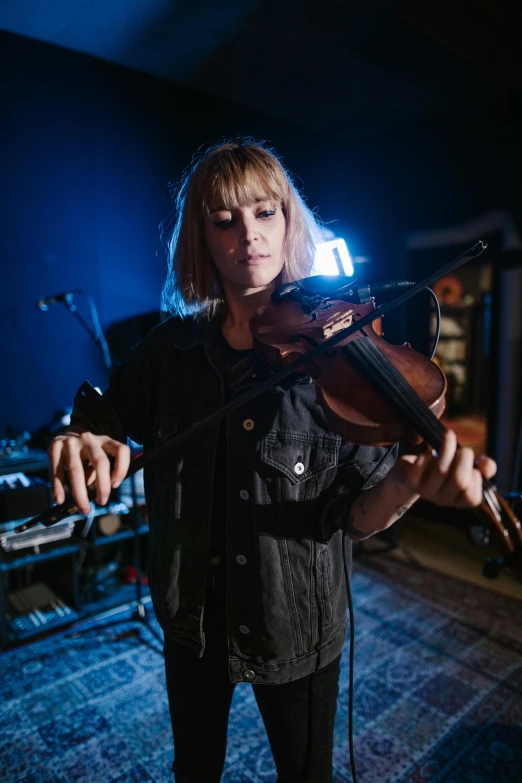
[163,564,340,783]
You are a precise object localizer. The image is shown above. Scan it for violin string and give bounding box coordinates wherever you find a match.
[328,305,504,502]
[341,337,512,518]
[341,335,446,448]
[341,335,522,553]
[288,299,514,539]
[483,485,502,522]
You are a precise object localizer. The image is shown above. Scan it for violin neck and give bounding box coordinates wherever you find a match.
[342,334,447,449]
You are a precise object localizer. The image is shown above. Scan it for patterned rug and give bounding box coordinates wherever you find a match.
[1,554,521,783]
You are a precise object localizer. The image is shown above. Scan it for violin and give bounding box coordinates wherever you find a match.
[250,279,522,582]
[250,293,446,445]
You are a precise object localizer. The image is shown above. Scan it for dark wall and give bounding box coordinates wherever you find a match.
[1,31,326,434]
[2,30,520,439]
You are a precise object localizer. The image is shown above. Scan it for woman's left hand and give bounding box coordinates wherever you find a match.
[397,429,497,508]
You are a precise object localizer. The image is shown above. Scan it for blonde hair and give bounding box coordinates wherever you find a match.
[161,138,322,317]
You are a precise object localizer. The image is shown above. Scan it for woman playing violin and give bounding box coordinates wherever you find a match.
[49,139,496,783]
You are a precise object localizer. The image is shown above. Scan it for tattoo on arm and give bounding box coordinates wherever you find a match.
[343,494,412,540]
[344,493,375,540]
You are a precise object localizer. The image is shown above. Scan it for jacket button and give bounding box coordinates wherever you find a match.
[243,669,255,681]
[243,418,255,431]
[236,554,247,565]
[239,489,250,500]
[239,625,250,635]
[294,462,305,475]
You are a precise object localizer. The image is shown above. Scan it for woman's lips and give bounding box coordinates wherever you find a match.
[240,254,268,265]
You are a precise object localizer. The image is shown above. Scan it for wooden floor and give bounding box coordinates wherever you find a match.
[370,513,522,601]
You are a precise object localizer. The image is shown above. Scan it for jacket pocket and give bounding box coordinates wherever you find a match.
[259,431,340,503]
[153,410,184,445]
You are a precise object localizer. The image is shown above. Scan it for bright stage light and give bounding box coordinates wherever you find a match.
[312,238,354,276]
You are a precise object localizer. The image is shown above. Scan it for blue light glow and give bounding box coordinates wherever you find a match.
[312,238,354,276]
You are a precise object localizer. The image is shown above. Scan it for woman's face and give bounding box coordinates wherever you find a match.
[204,198,286,296]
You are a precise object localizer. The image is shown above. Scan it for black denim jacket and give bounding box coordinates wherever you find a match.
[71,315,397,685]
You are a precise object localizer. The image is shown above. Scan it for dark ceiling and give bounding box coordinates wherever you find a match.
[1,0,520,138]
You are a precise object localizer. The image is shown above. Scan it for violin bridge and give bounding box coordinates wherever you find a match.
[322,308,354,338]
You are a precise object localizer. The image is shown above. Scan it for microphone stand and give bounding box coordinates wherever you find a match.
[59,292,114,373]
[65,452,163,655]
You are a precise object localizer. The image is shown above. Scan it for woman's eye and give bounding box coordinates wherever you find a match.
[211,208,276,228]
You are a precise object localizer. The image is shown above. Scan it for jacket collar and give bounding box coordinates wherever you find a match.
[169,311,311,390]
[172,313,223,350]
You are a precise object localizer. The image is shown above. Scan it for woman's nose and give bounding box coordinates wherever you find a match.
[239,217,258,243]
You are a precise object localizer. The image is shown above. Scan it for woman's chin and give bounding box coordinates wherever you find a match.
[231,268,281,292]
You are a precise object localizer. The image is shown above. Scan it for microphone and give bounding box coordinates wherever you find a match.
[273,277,416,304]
[36,289,83,310]
[349,280,416,304]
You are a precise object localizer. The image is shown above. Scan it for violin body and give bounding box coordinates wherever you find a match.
[251,298,446,445]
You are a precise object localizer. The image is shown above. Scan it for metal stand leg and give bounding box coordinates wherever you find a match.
[65,467,163,654]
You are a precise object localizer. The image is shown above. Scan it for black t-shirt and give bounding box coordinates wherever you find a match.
[209,334,259,562]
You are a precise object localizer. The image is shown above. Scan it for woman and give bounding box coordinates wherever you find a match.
[50,139,495,783]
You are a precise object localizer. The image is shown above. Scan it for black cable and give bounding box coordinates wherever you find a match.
[425,287,441,360]
[339,285,439,782]
[343,530,358,783]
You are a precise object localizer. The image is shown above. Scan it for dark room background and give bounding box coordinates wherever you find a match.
[1,20,521,486]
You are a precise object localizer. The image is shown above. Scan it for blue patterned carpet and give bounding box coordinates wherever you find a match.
[1,555,521,783]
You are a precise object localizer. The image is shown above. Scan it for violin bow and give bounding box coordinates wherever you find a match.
[16,241,490,533]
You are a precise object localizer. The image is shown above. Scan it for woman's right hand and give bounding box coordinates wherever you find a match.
[48,431,131,514]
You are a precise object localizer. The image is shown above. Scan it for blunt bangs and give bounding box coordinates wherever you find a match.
[201,147,288,216]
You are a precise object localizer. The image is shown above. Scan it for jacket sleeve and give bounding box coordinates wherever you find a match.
[70,338,148,446]
[320,441,400,539]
